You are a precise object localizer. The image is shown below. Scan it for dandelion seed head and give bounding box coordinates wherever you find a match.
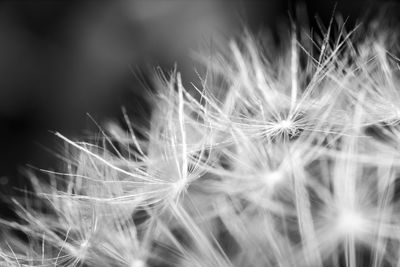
[4,10,400,267]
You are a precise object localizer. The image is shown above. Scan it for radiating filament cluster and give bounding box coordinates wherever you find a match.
[1,18,400,267]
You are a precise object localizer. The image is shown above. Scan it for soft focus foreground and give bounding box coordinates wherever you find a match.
[2,17,400,267]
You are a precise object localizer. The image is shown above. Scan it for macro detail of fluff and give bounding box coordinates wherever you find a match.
[1,15,400,267]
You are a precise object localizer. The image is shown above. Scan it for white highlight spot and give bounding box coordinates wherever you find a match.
[277,119,293,130]
[172,179,188,196]
[131,259,145,267]
[265,171,283,187]
[271,119,297,137]
[336,209,365,235]
[80,240,89,250]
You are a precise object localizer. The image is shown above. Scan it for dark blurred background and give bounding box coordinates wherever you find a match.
[0,0,399,214]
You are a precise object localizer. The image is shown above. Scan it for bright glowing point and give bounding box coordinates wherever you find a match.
[80,240,89,249]
[276,119,293,130]
[265,171,283,187]
[172,179,188,195]
[131,259,145,267]
[336,209,366,235]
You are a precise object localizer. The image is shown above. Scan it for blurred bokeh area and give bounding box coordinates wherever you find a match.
[0,0,398,215]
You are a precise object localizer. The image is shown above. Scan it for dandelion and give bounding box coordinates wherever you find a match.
[3,10,400,267]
